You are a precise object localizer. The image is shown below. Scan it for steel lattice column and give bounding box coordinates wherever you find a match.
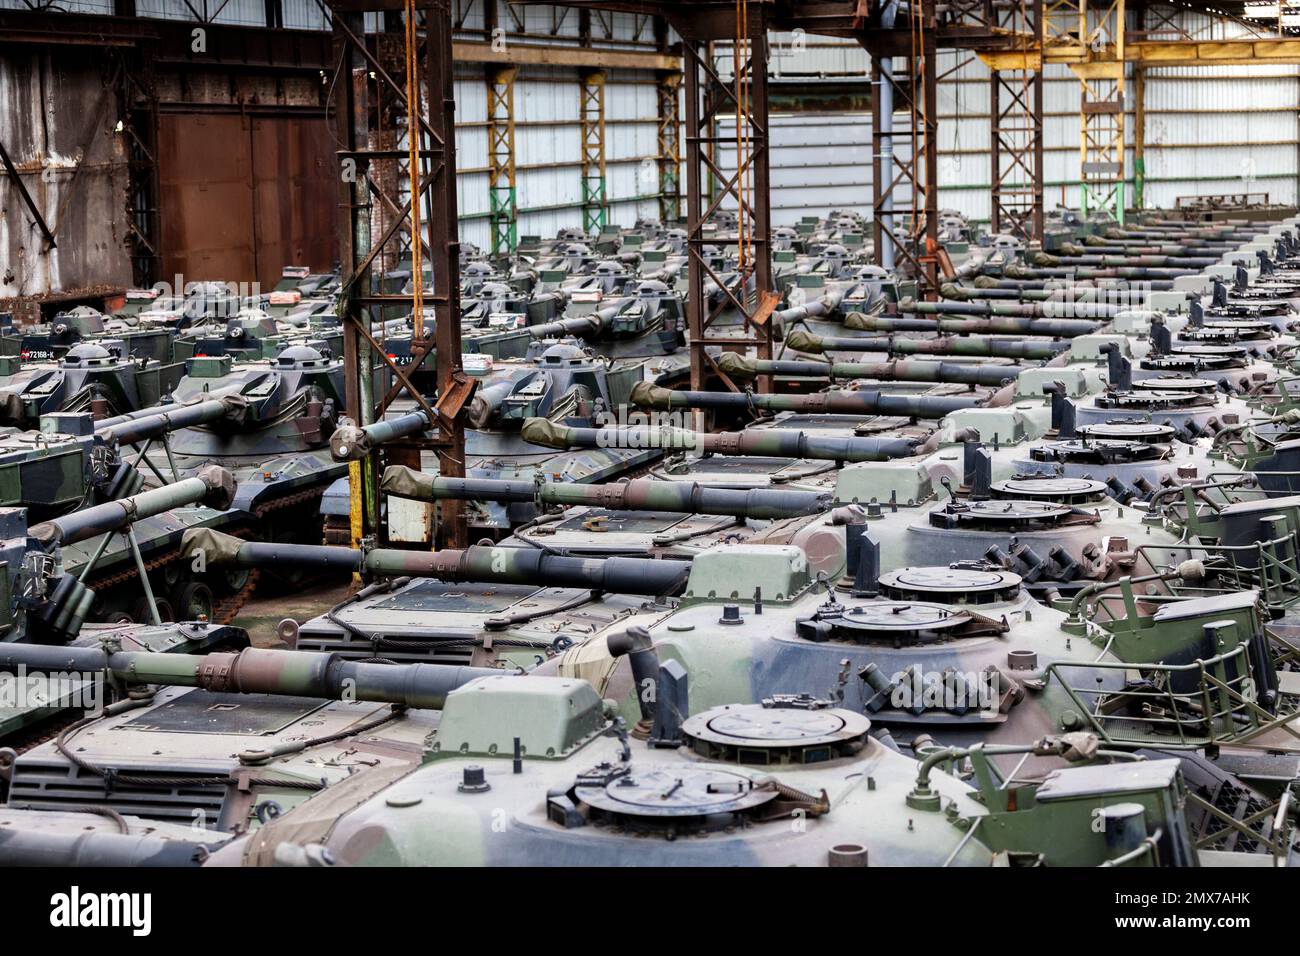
[487,65,518,257]
[680,19,775,395]
[1047,0,1126,222]
[580,70,608,236]
[987,0,1044,241]
[868,26,939,298]
[657,71,682,224]
[330,0,470,550]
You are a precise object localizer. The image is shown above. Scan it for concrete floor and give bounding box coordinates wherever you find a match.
[231,576,353,648]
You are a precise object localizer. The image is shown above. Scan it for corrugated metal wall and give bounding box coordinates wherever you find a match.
[0,45,133,301]
[4,0,1297,300]
[721,16,1300,226]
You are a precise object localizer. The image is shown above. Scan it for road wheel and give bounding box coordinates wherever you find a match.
[173,582,215,622]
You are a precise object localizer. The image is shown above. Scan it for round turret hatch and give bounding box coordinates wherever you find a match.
[833,601,969,631]
[576,767,776,820]
[1171,344,1249,361]
[1180,324,1269,342]
[1140,354,1234,372]
[1096,389,1208,410]
[1029,437,1163,464]
[1078,421,1175,443]
[682,702,872,765]
[947,498,1071,521]
[1131,377,1217,395]
[991,476,1107,503]
[879,565,1022,603]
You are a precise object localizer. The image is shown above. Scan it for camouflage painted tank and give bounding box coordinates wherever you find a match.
[0,306,173,365]
[171,308,343,364]
[0,641,1225,867]
[0,412,251,625]
[326,343,665,538]
[133,346,351,543]
[0,343,183,429]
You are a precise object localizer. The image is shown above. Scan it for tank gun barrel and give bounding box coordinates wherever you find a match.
[29,465,236,547]
[902,297,1120,319]
[96,397,245,445]
[0,826,213,867]
[0,643,499,710]
[1030,251,1217,269]
[711,353,1025,389]
[181,529,692,596]
[330,410,431,461]
[519,417,919,462]
[784,328,1067,360]
[844,312,1099,337]
[630,379,983,418]
[773,287,846,325]
[381,466,833,518]
[525,312,607,340]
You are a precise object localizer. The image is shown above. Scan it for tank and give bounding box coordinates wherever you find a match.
[0,343,184,428]
[0,641,1214,868]
[0,307,172,365]
[129,347,353,558]
[324,343,671,540]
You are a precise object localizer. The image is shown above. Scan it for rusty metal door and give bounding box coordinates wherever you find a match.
[159,112,336,287]
[158,113,256,283]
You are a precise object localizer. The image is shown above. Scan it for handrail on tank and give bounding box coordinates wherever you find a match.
[1041,643,1295,751]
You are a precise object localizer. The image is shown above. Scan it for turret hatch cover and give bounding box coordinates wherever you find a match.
[576,767,775,818]
[1171,344,1249,360]
[947,498,1070,520]
[880,565,1022,602]
[1131,377,1217,394]
[1096,389,1208,409]
[1078,421,1175,442]
[1029,438,1163,464]
[795,598,1006,644]
[682,702,873,765]
[992,476,1107,502]
[1141,354,1233,371]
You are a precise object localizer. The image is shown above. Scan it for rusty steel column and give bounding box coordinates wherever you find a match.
[676,13,776,396]
[865,2,939,298]
[422,0,468,550]
[988,0,1044,241]
[329,0,469,551]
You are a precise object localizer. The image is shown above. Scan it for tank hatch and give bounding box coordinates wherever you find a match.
[991,476,1108,504]
[559,762,778,835]
[795,597,1006,644]
[1169,343,1250,362]
[1180,323,1272,343]
[928,498,1100,531]
[1077,421,1175,444]
[1130,377,1218,397]
[681,701,872,765]
[120,690,328,735]
[368,580,544,614]
[1094,389,1212,411]
[1029,438,1167,465]
[879,564,1022,604]
[549,510,693,534]
[1140,354,1236,373]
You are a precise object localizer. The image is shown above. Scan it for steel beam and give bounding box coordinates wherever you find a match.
[678,11,776,395]
[487,64,518,257]
[330,0,468,551]
[987,0,1044,241]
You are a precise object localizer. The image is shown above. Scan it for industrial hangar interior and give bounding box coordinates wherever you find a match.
[1,0,1300,885]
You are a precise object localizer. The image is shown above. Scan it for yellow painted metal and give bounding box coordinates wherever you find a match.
[348,458,363,582]
[976,50,1042,70]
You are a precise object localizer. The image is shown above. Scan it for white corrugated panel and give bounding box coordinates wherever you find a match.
[283,0,328,31]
